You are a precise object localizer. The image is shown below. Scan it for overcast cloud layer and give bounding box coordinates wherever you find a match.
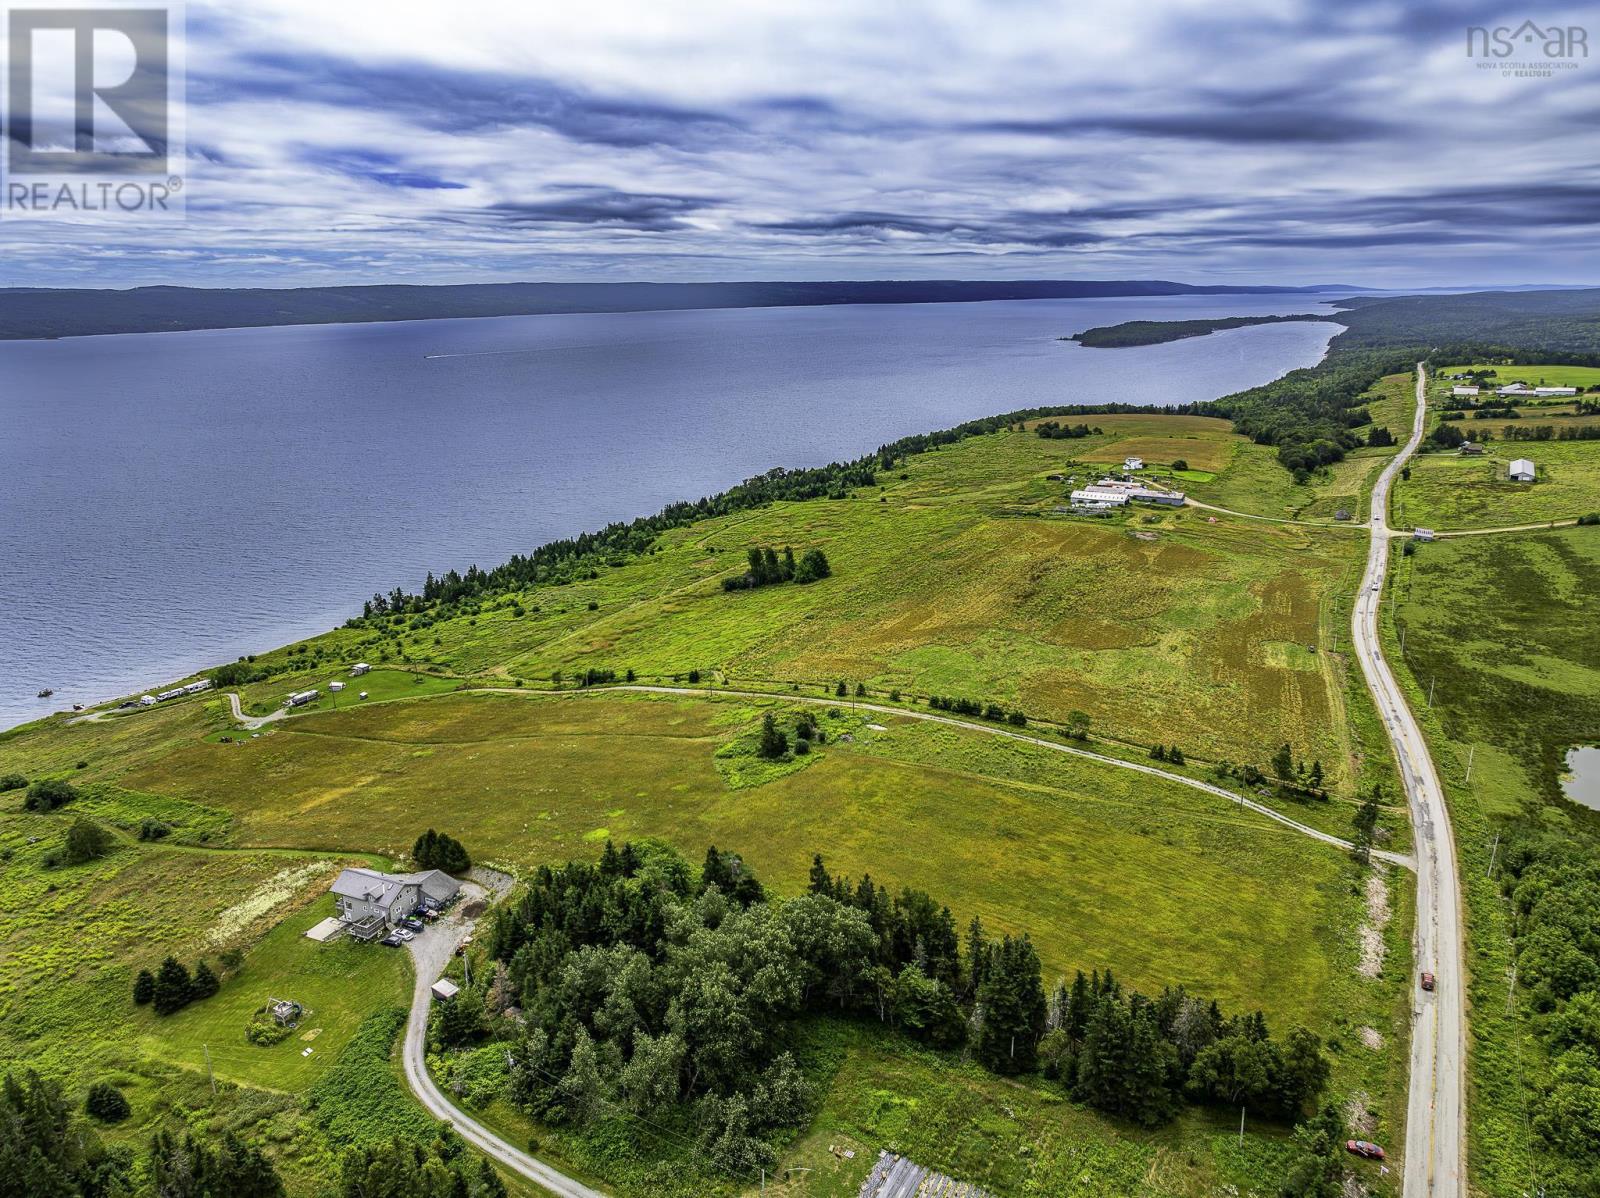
[2,0,1598,287]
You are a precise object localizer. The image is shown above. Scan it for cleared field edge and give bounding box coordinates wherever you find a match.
[1376,544,1532,1197]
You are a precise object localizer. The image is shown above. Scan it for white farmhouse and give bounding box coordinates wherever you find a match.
[1509,458,1536,483]
[1123,456,1145,471]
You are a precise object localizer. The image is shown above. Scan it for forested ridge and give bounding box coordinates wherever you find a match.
[1085,287,1600,479]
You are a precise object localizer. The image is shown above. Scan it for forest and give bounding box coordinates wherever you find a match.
[1494,826,1600,1193]
[450,842,1333,1180]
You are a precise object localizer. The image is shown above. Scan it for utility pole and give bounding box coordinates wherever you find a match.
[1427,677,1436,709]
[1238,1105,1246,1147]
[1486,832,1499,879]
[203,1044,217,1096]
[1464,744,1475,782]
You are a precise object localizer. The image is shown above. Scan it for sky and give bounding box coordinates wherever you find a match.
[2,0,1598,288]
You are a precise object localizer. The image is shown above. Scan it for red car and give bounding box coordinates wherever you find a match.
[1421,971,1436,992]
[1347,1140,1386,1161]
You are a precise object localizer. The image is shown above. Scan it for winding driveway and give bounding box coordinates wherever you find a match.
[227,691,288,730]
[1352,366,1466,1196]
[401,878,606,1198]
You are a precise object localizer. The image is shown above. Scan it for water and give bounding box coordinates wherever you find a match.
[0,295,1337,729]
[1564,745,1600,810]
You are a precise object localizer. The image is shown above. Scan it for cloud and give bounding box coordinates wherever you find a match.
[471,187,719,230]
[6,0,1600,286]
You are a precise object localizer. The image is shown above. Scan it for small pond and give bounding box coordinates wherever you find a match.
[1563,746,1600,811]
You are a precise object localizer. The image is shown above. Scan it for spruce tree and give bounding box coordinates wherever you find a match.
[974,935,1046,1074]
[190,959,221,1002]
[152,956,192,1015]
[808,853,833,897]
[133,968,155,1005]
[757,712,789,759]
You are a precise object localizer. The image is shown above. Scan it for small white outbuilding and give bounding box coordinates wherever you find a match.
[1509,458,1536,483]
[431,978,460,1002]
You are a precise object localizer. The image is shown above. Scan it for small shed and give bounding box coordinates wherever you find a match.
[1460,441,1485,456]
[431,978,460,1002]
[1509,458,1536,483]
[1414,527,1436,542]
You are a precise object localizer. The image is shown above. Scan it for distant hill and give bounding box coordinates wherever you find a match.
[0,278,1354,341]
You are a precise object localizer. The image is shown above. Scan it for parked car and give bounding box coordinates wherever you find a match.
[1346,1140,1386,1161]
[1421,971,1436,992]
[396,928,415,942]
[401,916,424,932]
[379,934,403,948]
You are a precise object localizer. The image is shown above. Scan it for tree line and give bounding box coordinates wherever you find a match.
[0,1069,284,1198]
[1493,826,1600,1191]
[926,695,1027,726]
[1499,423,1600,443]
[721,546,831,591]
[1034,420,1102,440]
[448,841,1330,1179]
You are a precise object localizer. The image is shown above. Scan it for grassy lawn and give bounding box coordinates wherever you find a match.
[146,894,411,1091]
[235,666,464,717]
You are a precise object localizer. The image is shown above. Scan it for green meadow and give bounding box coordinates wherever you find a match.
[1439,363,1600,390]
[79,413,1383,794]
[1392,433,1600,529]
[0,408,1418,1196]
[1178,372,1414,522]
[1383,526,1600,1193]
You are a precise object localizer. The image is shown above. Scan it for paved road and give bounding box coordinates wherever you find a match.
[476,684,1413,870]
[1350,366,1465,1196]
[401,878,607,1198]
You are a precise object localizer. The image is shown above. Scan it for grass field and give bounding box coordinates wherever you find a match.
[0,407,1419,1196]
[1383,526,1600,1194]
[70,414,1375,795]
[1179,372,1414,523]
[1439,363,1600,390]
[98,690,1352,1028]
[1392,435,1600,529]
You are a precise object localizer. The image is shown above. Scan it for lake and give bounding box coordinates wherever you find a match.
[0,294,1338,729]
[1564,745,1600,811]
